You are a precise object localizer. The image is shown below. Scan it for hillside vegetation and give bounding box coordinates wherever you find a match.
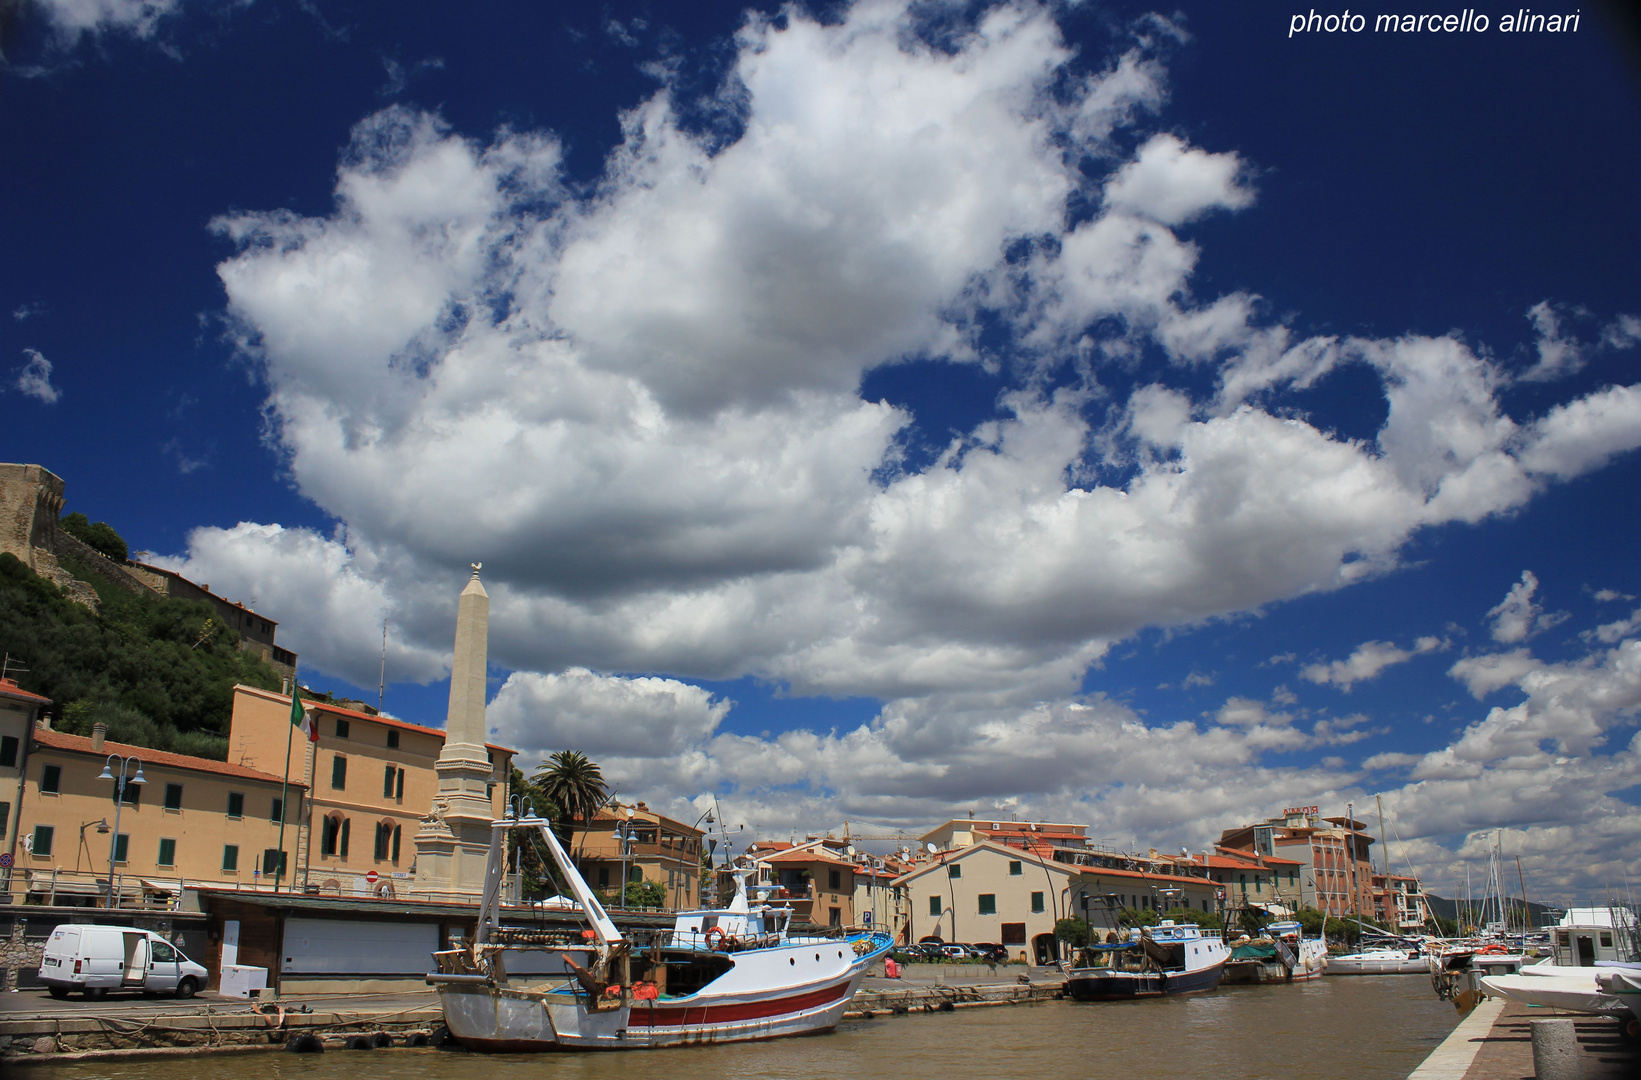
[0,551,282,759]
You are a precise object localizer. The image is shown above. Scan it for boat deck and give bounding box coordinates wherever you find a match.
[1408,997,1638,1079]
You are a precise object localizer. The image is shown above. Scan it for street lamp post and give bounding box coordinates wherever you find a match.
[75,819,111,872]
[614,818,634,909]
[688,809,714,910]
[97,755,145,908]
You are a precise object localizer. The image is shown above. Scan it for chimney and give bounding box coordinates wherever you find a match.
[37,711,52,731]
[92,722,107,752]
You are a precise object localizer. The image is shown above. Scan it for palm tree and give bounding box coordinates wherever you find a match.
[533,750,608,853]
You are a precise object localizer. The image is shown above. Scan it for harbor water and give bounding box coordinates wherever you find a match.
[32,976,1460,1080]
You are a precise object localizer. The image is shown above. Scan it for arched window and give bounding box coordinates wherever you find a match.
[374,819,402,862]
[321,813,350,858]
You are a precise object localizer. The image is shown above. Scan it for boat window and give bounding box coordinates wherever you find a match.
[1601,932,1614,947]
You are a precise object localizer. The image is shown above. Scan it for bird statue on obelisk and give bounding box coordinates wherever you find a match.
[413,563,499,898]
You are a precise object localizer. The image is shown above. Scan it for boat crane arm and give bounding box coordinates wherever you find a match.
[525,815,624,948]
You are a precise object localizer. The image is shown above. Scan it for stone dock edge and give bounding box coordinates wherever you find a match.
[1405,997,1505,1080]
[0,980,1068,1064]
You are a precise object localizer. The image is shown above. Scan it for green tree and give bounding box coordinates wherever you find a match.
[615,880,665,909]
[59,512,128,562]
[533,750,608,848]
[0,552,281,759]
[1055,916,1092,948]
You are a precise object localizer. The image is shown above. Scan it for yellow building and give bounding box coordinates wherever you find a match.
[17,723,305,903]
[575,801,705,910]
[227,685,514,898]
[2,676,54,900]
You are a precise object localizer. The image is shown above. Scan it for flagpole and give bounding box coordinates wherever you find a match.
[276,681,298,894]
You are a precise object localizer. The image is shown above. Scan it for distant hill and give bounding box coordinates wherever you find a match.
[0,551,283,759]
[1424,892,1560,930]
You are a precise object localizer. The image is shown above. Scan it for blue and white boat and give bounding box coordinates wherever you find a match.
[1064,921,1229,1000]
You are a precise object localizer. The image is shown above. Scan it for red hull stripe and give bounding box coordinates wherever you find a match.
[629,980,851,1027]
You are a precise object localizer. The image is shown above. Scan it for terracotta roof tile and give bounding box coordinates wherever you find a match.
[0,678,50,704]
[33,729,305,786]
[235,684,515,756]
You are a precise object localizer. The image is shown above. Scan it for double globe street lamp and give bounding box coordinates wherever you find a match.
[97,755,146,909]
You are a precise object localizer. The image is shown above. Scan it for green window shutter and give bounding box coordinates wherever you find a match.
[158,838,176,867]
[978,894,997,915]
[222,845,239,872]
[929,895,942,916]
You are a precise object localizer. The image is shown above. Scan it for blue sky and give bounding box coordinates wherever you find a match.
[4,0,1639,900]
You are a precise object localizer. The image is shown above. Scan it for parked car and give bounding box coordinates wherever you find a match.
[38,924,206,999]
[970,942,1009,962]
[940,943,972,959]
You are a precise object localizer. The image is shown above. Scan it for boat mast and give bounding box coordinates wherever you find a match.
[1375,795,1389,933]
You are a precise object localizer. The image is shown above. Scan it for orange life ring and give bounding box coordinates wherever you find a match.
[1478,944,1508,954]
[705,926,728,950]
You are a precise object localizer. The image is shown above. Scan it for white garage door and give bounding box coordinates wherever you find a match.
[282,917,440,974]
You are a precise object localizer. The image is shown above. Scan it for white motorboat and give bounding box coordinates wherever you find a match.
[1326,947,1427,975]
[426,809,894,1050]
[1479,972,1629,1017]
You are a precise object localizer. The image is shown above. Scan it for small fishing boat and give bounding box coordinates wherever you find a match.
[426,808,894,1050]
[1064,921,1229,1000]
[1221,921,1327,984]
[1429,942,1528,1006]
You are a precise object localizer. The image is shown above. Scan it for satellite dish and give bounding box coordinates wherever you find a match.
[926,842,938,854]
[847,845,856,857]
[1181,847,1189,856]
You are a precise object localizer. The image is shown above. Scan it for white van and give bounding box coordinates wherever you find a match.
[38,925,207,999]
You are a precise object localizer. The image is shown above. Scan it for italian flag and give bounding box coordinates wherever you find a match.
[289,687,318,742]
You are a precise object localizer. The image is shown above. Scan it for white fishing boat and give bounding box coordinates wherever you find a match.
[1327,946,1427,975]
[1064,921,1229,999]
[426,809,894,1050]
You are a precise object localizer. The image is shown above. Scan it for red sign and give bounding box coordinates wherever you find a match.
[365,870,379,884]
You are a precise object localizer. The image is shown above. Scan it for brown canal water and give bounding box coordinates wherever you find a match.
[34,977,1460,1080]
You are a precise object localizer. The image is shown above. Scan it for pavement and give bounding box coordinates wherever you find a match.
[0,987,442,1021]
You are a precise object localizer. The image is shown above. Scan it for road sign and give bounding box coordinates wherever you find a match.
[861,910,872,925]
[365,870,379,884]
[0,853,11,868]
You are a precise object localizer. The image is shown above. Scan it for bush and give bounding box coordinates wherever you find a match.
[59,513,128,562]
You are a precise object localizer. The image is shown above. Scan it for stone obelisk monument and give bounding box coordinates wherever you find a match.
[413,564,497,898]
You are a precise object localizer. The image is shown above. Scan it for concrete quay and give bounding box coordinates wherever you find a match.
[0,968,1066,1065]
[1408,998,1640,1079]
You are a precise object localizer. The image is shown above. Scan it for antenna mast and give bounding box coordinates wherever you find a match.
[378,618,387,713]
